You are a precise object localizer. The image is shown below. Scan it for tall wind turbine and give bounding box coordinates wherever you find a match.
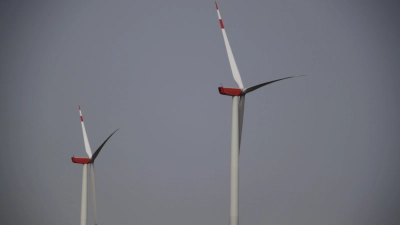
[214,2,303,225]
[71,106,118,225]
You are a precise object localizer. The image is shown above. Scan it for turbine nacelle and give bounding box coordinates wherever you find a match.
[71,157,91,164]
[218,87,242,96]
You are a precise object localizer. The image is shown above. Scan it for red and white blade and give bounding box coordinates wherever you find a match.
[79,105,92,158]
[215,1,244,89]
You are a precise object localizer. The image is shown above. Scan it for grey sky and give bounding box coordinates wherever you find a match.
[1,0,399,225]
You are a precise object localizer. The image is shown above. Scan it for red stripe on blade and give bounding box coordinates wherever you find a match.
[219,19,224,29]
[80,116,83,122]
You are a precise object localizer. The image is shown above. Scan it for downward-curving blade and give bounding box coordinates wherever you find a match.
[90,129,119,163]
[79,105,92,158]
[89,164,98,225]
[238,95,245,153]
[215,2,244,89]
[243,75,305,94]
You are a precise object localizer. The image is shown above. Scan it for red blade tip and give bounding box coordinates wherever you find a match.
[215,1,218,10]
[79,105,81,110]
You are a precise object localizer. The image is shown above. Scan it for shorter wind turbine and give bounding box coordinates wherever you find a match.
[214,2,304,225]
[71,105,118,225]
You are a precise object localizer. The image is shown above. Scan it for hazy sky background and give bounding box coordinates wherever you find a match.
[1,0,399,225]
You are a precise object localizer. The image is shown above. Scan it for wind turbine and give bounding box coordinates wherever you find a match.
[214,2,304,225]
[71,105,118,225]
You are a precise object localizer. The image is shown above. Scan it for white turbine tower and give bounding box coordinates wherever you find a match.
[214,2,304,225]
[72,106,118,225]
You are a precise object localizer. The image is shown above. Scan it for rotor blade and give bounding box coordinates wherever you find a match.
[89,164,98,225]
[79,105,92,158]
[238,95,245,153]
[215,1,244,89]
[90,129,119,163]
[243,75,305,94]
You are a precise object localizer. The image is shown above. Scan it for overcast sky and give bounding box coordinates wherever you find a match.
[1,0,400,225]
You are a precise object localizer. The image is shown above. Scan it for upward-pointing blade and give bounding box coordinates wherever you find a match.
[215,1,244,89]
[90,129,119,163]
[79,105,92,158]
[89,164,98,225]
